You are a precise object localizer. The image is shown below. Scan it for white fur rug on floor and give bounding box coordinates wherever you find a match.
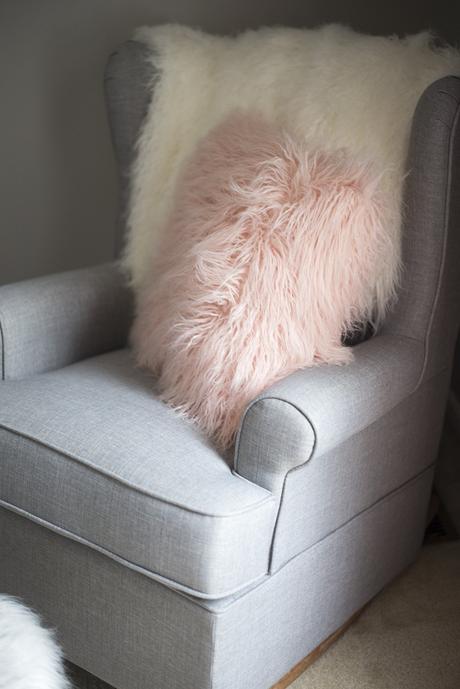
[0,595,70,689]
[125,24,460,300]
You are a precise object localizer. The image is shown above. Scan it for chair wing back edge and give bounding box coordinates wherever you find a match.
[386,76,460,384]
[104,40,154,257]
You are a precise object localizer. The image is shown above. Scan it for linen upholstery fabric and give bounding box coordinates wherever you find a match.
[270,369,450,571]
[104,41,154,255]
[235,334,424,493]
[0,468,433,689]
[386,76,460,381]
[0,263,132,380]
[0,349,276,598]
[0,43,458,689]
[235,76,460,496]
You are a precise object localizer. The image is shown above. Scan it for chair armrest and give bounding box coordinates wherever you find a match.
[234,334,425,493]
[0,263,132,380]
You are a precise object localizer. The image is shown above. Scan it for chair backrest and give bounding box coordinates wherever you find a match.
[104,41,153,256]
[383,76,460,385]
[104,41,460,384]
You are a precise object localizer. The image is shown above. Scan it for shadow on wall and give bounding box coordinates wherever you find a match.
[0,0,458,285]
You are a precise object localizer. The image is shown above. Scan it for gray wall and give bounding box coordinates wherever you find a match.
[1,0,458,285]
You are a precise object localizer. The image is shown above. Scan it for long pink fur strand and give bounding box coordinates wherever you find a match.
[131,113,393,450]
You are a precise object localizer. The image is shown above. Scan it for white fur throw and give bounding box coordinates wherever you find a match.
[0,594,70,689]
[124,23,460,307]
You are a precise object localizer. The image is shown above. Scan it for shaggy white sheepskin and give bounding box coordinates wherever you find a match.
[0,594,70,689]
[124,23,460,302]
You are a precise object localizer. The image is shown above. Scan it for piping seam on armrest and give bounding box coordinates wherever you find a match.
[261,400,318,571]
[267,364,449,573]
[234,394,317,478]
[234,394,317,578]
[0,422,274,518]
[0,498,268,601]
[270,462,435,577]
[417,97,460,388]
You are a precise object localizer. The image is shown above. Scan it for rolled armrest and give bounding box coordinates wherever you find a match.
[234,334,425,493]
[0,263,132,380]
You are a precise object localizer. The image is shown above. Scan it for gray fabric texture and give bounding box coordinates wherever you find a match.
[66,665,114,689]
[235,77,460,498]
[270,370,449,572]
[0,468,433,689]
[0,263,132,380]
[385,76,460,379]
[67,664,114,689]
[0,348,276,598]
[212,469,433,689]
[103,46,459,504]
[104,41,154,256]
[235,334,425,493]
[0,42,457,689]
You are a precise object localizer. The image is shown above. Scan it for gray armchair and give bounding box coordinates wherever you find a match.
[0,40,459,689]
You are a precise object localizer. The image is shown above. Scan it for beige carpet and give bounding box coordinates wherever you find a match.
[291,541,460,689]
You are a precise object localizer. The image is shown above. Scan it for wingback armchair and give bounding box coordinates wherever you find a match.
[0,41,459,689]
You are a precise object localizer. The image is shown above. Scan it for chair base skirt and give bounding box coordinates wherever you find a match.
[0,467,433,689]
[270,604,367,689]
[67,603,368,689]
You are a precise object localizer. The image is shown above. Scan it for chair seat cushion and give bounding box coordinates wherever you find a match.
[0,350,276,599]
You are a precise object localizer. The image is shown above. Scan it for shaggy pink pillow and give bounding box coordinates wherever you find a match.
[131,112,390,450]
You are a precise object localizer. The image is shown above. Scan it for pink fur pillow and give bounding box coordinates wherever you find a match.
[131,112,390,450]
